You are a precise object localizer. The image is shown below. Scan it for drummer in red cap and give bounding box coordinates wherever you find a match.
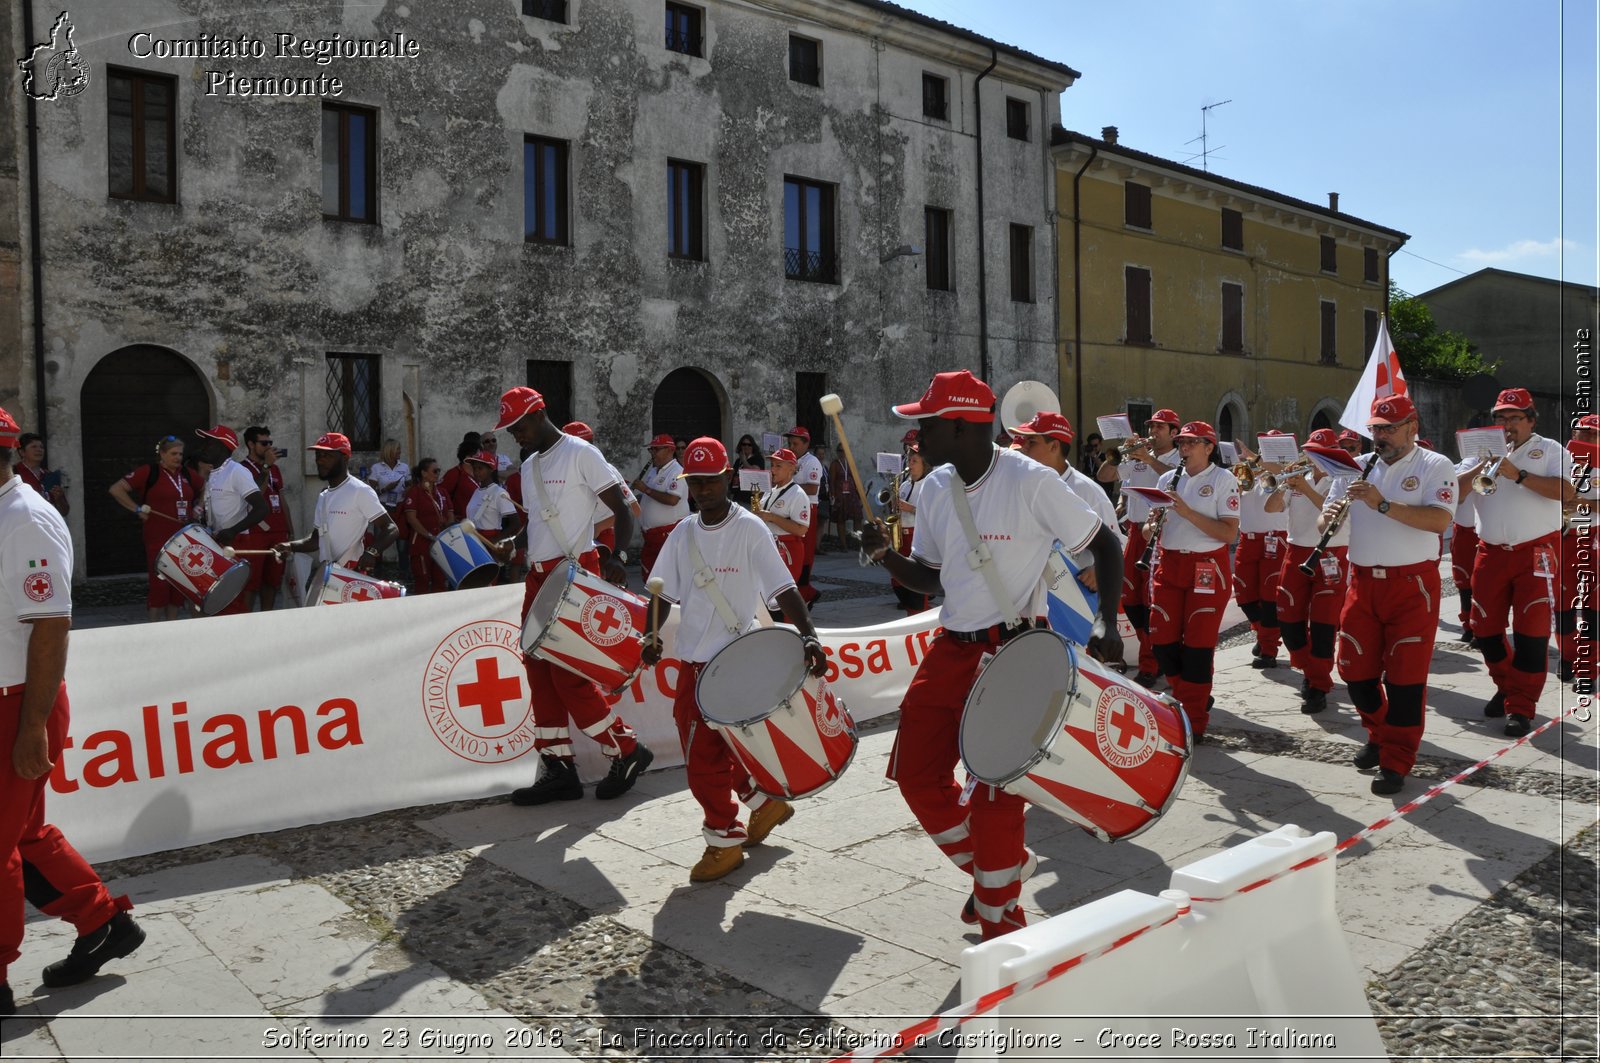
[274,433,398,580]
[861,370,1123,940]
[1144,421,1239,739]
[1559,414,1599,694]
[564,422,640,564]
[639,438,826,882]
[632,433,687,580]
[1465,387,1576,736]
[1098,407,1182,685]
[489,387,652,804]
[195,424,269,615]
[1334,394,1457,795]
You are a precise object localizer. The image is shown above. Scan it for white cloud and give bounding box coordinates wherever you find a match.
[1457,237,1580,265]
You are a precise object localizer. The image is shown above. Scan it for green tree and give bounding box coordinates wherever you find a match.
[1386,282,1496,381]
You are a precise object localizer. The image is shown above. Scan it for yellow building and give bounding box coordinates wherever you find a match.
[1053,127,1408,445]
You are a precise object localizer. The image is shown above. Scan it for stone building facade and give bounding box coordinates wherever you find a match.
[3,0,1073,578]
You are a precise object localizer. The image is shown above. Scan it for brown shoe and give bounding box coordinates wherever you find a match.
[689,845,746,882]
[744,799,794,847]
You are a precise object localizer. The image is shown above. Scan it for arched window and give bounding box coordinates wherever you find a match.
[651,367,724,445]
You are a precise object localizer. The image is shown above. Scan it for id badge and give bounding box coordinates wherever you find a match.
[977,649,996,673]
[1534,547,1556,577]
[270,494,282,512]
[1194,562,1218,594]
[1320,554,1342,582]
[1264,536,1280,558]
[175,500,188,520]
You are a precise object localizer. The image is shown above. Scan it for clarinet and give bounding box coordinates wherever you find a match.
[1135,464,1182,572]
[1299,453,1379,576]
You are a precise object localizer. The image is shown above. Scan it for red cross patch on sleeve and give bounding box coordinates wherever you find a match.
[24,572,53,602]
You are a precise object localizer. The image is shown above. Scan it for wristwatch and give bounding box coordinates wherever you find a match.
[613,550,629,564]
[1376,500,1391,515]
[1515,468,1529,485]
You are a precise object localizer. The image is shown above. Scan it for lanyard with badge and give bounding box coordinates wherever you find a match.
[165,470,189,521]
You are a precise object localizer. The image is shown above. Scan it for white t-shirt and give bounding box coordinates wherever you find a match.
[1345,447,1458,567]
[1238,483,1288,534]
[315,475,388,566]
[205,459,260,532]
[519,434,620,561]
[368,461,410,509]
[638,459,688,531]
[0,477,72,686]
[494,453,514,475]
[655,506,797,663]
[760,481,810,538]
[1120,448,1181,523]
[1154,463,1240,552]
[912,448,1100,632]
[795,452,825,507]
[592,462,637,528]
[1284,475,1350,548]
[1062,465,1120,541]
[899,475,923,530]
[1473,433,1573,545]
[467,483,519,533]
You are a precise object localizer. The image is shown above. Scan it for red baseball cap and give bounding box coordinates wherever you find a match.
[1261,429,1290,437]
[198,424,240,451]
[1147,409,1182,428]
[494,387,546,431]
[308,431,352,455]
[1337,429,1362,444]
[900,429,920,445]
[1307,428,1339,448]
[783,425,811,442]
[1011,410,1075,445]
[1577,414,1600,431]
[646,433,675,449]
[1418,438,1435,450]
[0,407,19,448]
[465,450,497,467]
[1492,387,1534,413]
[678,437,729,477]
[1177,420,1218,443]
[768,447,798,465]
[1367,395,1418,426]
[563,421,594,442]
[893,370,995,423]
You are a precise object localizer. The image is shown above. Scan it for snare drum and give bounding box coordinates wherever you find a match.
[155,524,250,616]
[960,628,1191,842]
[430,522,499,590]
[521,561,648,694]
[305,563,407,606]
[696,627,857,800]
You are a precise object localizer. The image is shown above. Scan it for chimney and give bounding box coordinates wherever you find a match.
[1101,125,1119,145]
[1328,192,1340,212]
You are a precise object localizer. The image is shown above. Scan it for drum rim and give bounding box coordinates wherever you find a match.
[694,626,811,728]
[959,628,1079,787]
[156,521,211,553]
[307,563,408,606]
[522,560,580,655]
[198,557,252,616]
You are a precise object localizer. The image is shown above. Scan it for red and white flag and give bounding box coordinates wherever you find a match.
[1339,315,1408,439]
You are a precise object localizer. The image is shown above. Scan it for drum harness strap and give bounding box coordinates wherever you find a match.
[469,483,506,531]
[949,469,1024,633]
[687,523,749,637]
[528,452,579,561]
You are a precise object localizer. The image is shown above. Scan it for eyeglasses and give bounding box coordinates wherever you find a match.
[256,439,273,446]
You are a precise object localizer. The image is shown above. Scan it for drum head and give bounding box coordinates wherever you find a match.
[304,563,330,607]
[960,629,1078,786]
[201,560,251,616]
[697,627,806,727]
[528,562,576,628]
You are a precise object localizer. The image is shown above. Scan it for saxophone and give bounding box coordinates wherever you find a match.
[877,470,904,552]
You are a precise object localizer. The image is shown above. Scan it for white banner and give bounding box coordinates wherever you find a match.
[51,589,940,862]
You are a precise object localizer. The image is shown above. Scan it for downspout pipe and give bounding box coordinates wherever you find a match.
[21,1,49,437]
[973,47,996,383]
[1070,135,1098,460]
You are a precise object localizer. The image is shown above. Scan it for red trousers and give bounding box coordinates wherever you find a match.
[1471,535,1559,719]
[1451,523,1480,632]
[1147,547,1232,736]
[774,534,805,587]
[640,523,677,580]
[1121,523,1157,674]
[1337,562,1441,776]
[671,664,769,846]
[521,552,638,761]
[888,633,1028,940]
[1234,532,1285,655]
[2,684,125,982]
[234,529,286,592]
[408,547,449,594]
[1276,543,1347,694]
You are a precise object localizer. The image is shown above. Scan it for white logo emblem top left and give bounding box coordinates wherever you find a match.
[19,12,91,102]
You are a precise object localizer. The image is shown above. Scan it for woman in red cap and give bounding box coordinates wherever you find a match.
[1144,421,1239,739]
[1098,408,1181,685]
[1267,428,1349,714]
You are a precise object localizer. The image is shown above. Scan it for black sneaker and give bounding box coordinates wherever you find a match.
[1504,715,1532,738]
[1301,688,1328,715]
[1482,692,1506,718]
[1251,655,1280,669]
[1370,768,1405,796]
[510,755,583,805]
[594,743,654,800]
[1132,671,1160,688]
[1,982,13,1017]
[40,911,145,988]
[1352,742,1380,770]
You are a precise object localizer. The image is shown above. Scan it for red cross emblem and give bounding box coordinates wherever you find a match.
[592,604,622,636]
[1109,703,1147,749]
[456,657,523,728]
[348,585,374,601]
[187,549,208,568]
[23,573,51,602]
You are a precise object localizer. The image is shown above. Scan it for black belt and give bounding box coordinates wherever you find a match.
[945,620,1036,644]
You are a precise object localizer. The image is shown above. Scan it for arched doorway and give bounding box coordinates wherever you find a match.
[81,346,211,576]
[1310,409,1334,432]
[1215,394,1245,448]
[651,367,723,446]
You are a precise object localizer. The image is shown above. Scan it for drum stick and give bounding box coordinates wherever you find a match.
[646,576,665,647]
[140,504,184,524]
[817,394,872,508]
[223,547,277,557]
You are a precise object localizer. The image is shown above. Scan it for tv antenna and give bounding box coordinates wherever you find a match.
[1183,99,1232,172]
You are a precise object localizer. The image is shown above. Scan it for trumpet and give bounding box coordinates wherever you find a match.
[1114,437,1151,460]
[1232,459,1264,489]
[1264,457,1315,492]
[1471,457,1505,495]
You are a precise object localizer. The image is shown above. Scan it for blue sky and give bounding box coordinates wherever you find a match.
[902,0,1598,297]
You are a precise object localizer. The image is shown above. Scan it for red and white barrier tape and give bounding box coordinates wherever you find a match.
[827,702,1589,1063]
